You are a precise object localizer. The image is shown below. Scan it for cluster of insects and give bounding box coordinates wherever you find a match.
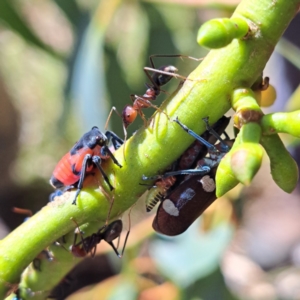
[47,54,232,255]
[12,54,237,299]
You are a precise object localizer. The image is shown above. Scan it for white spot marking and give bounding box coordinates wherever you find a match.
[199,175,215,192]
[163,199,179,216]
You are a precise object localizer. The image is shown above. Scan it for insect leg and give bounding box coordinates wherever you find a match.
[92,156,114,191]
[142,166,211,181]
[72,154,92,205]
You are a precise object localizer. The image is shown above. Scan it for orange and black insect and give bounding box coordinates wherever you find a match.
[50,127,123,205]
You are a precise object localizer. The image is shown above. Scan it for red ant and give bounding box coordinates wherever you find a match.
[70,219,129,258]
[107,54,203,141]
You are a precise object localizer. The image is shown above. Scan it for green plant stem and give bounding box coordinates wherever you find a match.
[1,0,300,298]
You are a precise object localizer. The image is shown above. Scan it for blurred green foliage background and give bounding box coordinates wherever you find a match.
[1,0,300,299]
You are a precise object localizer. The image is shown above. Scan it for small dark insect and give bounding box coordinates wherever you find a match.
[50,127,123,205]
[70,219,129,258]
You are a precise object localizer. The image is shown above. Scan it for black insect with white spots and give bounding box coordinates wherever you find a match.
[143,116,232,236]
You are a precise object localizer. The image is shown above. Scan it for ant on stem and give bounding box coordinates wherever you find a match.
[70,219,129,258]
[70,199,133,258]
[106,54,203,155]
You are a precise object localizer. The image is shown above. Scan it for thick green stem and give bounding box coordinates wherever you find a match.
[1,0,300,298]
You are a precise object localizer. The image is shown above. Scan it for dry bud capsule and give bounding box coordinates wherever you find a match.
[251,75,270,92]
[197,17,249,49]
[260,110,300,137]
[260,134,298,193]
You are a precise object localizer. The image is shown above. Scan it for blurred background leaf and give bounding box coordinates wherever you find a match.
[0,0,64,60]
[0,1,300,299]
[150,219,233,288]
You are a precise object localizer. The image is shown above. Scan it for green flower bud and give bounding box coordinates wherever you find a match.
[216,152,239,197]
[260,134,298,193]
[197,17,249,49]
[216,135,242,197]
[260,110,300,137]
[231,143,263,185]
[216,122,263,195]
[230,123,262,184]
